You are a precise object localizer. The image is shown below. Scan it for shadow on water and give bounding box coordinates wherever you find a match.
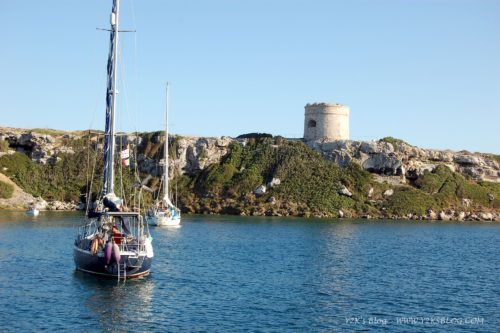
[72,270,156,332]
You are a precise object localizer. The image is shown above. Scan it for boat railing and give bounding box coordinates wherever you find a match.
[114,215,148,254]
[75,213,149,255]
[75,218,99,241]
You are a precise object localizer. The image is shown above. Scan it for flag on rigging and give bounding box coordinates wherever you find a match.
[121,146,130,167]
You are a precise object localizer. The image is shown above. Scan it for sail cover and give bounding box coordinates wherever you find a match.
[163,197,175,209]
[102,0,118,195]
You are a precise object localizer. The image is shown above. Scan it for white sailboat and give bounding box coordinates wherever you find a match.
[146,84,181,227]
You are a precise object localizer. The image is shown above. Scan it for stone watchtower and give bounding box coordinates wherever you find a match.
[303,103,350,141]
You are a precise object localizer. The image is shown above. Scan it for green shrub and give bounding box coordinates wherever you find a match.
[31,128,67,137]
[0,180,14,199]
[0,153,35,178]
[380,136,409,146]
[385,186,435,216]
[414,164,499,209]
[236,133,273,139]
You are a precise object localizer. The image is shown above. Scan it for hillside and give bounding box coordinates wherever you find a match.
[0,127,499,221]
[0,172,37,209]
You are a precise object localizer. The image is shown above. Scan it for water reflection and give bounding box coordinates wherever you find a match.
[73,271,155,332]
[308,221,361,326]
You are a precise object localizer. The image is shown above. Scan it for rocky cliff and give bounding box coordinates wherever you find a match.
[309,137,500,184]
[0,127,499,221]
[3,127,498,185]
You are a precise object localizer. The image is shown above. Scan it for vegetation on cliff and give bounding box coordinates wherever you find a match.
[0,147,149,206]
[173,137,500,218]
[0,130,499,218]
[379,136,410,146]
[0,180,14,199]
[176,137,371,216]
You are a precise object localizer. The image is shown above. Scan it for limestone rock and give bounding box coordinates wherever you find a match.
[254,185,266,195]
[405,161,436,180]
[461,198,472,208]
[56,146,75,155]
[329,150,353,167]
[267,178,281,188]
[438,211,450,221]
[427,209,437,220]
[383,189,394,197]
[307,138,500,183]
[461,166,483,179]
[339,186,352,197]
[216,136,232,147]
[361,153,403,176]
[454,154,483,166]
[359,141,380,154]
[479,212,494,221]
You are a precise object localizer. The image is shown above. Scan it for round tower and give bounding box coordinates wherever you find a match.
[303,103,350,141]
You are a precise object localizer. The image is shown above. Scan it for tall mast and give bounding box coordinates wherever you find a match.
[163,83,169,202]
[102,0,120,195]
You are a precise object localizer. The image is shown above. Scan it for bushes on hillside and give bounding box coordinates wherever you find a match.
[0,180,14,199]
[179,138,374,214]
[414,165,500,209]
[0,150,147,204]
[385,186,434,216]
[380,137,409,146]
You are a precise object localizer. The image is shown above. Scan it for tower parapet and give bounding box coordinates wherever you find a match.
[303,103,350,141]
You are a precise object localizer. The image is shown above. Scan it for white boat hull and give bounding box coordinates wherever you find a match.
[147,213,181,227]
[26,208,40,217]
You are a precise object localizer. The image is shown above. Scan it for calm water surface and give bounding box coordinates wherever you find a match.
[0,211,498,332]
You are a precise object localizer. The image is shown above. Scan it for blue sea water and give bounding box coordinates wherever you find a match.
[0,211,498,332]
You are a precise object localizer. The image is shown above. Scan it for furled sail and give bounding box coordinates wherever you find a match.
[163,196,175,209]
[102,0,118,195]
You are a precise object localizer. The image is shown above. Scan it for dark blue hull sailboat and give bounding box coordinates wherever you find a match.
[74,248,153,278]
[73,0,154,280]
[74,212,154,279]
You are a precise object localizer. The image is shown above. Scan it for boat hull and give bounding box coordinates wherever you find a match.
[146,214,181,227]
[73,246,152,279]
[26,209,39,217]
[147,214,181,227]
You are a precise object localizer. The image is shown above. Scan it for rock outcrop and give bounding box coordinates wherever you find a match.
[309,139,500,183]
[0,127,75,164]
[136,136,235,177]
[3,127,498,184]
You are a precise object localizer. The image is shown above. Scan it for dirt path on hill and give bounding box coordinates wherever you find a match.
[0,173,36,209]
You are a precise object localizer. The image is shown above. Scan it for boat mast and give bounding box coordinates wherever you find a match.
[163,83,169,203]
[103,0,120,196]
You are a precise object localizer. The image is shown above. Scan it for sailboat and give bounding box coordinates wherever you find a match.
[73,0,153,279]
[146,84,181,227]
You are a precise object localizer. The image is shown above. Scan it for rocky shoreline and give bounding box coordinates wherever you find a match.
[3,194,500,222]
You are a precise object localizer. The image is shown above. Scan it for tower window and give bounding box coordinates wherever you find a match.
[308,119,316,128]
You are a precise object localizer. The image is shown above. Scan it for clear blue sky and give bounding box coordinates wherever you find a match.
[1,0,499,153]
